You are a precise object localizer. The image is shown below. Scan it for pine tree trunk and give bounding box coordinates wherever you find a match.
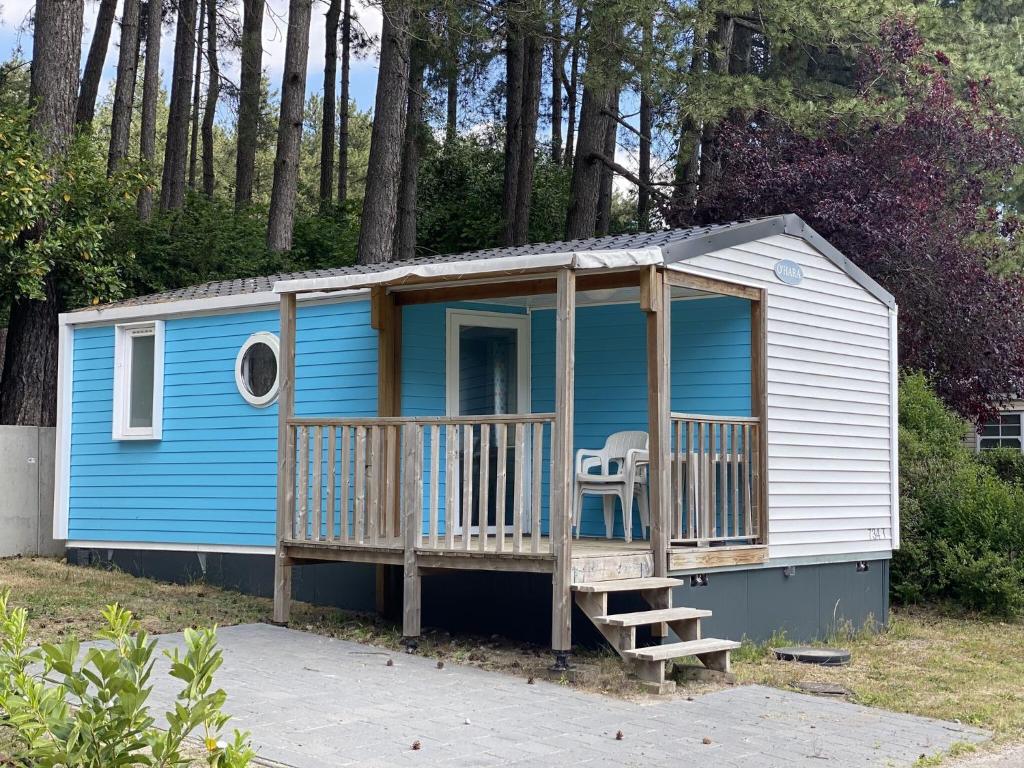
[355,0,412,264]
[394,50,425,262]
[336,0,351,205]
[137,0,162,219]
[234,0,263,208]
[501,15,524,246]
[564,83,607,239]
[201,0,218,196]
[565,7,625,238]
[75,0,116,126]
[319,0,340,212]
[549,0,562,164]
[637,18,652,229]
[595,89,618,236]
[159,0,198,212]
[502,3,542,247]
[1,0,83,426]
[444,16,458,142]
[512,31,541,245]
[562,2,581,168]
[445,69,457,141]
[266,0,313,251]
[671,42,702,224]
[107,0,141,175]
[697,14,734,199]
[188,0,206,190]
[1,277,62,426]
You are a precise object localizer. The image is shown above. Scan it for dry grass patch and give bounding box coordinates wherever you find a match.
[0,557,668,698]
[732,606,1024,743]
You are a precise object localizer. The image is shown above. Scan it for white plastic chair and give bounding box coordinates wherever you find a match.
[573,431,650,543]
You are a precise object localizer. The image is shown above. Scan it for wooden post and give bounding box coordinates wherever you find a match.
[402,423,423,643]
[551,268,575,664]
[371,286,403,616]
[273,291,297,625]
[644,267,671,578]
[751,288,768,542]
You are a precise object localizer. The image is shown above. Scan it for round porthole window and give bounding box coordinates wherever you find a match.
[235,332,280,407]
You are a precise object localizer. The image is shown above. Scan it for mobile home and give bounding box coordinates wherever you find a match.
[56,215,898,690]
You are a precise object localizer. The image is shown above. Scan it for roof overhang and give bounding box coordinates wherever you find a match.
[271,248,665,295]
[270,215,896,311]
[661,214,895,310]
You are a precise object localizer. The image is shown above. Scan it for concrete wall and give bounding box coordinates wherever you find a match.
[0,425,62,557]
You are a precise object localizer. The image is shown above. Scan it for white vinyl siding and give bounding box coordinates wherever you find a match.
[671,234,895,561]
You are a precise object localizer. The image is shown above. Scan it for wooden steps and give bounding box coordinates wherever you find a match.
[571,575,738,694]
[572,577,682,593]
[624,638,740,662]
[595,606,712,627]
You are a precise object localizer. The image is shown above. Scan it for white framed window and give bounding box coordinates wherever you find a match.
[978,412,1023,451]
[235,332,280,407]
[112,321,164,440]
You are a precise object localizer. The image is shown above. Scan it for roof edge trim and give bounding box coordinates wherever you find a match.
[272,248,665,294]
[60,287,369,327]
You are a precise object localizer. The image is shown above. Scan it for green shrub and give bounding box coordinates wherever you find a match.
[976,447,1024,486]
[894,374,1024,616]
[0,589,255,767]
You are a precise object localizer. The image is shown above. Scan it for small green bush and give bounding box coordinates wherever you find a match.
[976,447,1024,486]
[0,589,255,767]
[894,374,1024,616]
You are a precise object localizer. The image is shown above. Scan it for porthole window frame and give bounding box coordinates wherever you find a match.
[235,331,281,408]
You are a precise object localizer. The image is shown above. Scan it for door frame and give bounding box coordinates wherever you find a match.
[444,308,532,417]
[444,308,533,536]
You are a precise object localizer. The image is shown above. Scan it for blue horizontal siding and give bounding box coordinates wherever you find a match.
[532,296,751,538]
[68,295,749,548]
[67,300,376,546]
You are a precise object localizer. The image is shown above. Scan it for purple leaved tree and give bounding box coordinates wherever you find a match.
[687,18,1024,423]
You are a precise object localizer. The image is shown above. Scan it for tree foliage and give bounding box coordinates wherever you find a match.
[0,108,143,309]
[692,18,1024,422]
[894,374,1024,616]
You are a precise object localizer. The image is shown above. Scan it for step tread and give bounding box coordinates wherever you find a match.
[572,577,683,593]
[595,607,712,627]
[624,638,740,662]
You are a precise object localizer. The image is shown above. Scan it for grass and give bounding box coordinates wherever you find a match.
[0,556,646,696]
[732,607,1024,744]
[4,556,1024,750]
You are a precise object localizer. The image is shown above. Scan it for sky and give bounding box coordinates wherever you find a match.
[0,0,386,113]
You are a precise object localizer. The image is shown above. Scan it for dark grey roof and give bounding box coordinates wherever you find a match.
[77,215,895,311]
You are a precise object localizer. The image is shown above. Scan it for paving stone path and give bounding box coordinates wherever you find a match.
[142,624,987,768]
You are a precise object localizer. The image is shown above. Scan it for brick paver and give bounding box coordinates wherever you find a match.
[141,624,988,768]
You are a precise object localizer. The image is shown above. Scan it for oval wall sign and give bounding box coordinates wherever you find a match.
[774,259,804,286]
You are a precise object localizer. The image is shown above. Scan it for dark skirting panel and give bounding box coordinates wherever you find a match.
[66,548,888,645]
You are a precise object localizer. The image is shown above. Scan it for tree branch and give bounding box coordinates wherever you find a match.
[600,108,654,146]
[587,152,672,202]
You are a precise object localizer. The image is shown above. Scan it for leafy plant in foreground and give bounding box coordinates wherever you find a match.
[0,589,255,767]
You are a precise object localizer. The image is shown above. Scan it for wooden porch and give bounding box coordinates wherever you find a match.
[271,262,768,674]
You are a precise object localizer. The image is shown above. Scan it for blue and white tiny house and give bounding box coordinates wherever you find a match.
[55,215,898,689]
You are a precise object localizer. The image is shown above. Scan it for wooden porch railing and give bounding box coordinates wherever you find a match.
[284,414,555,555]
[669,413,762,546]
